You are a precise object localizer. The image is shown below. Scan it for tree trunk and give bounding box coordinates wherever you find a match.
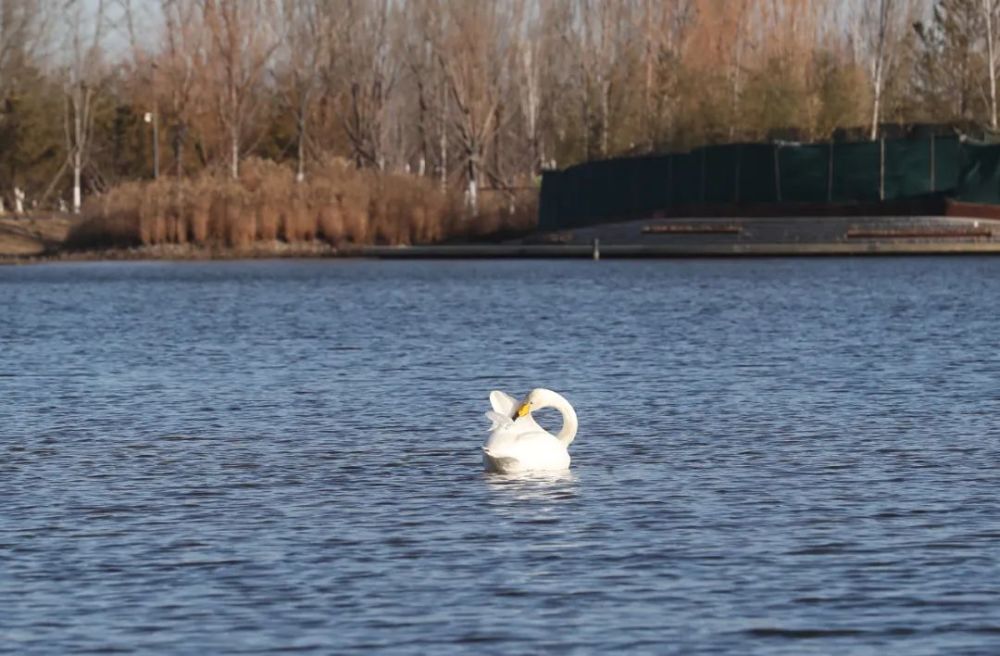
[416,78,430,176]
[493,101,503,183]
[643,19,655,151]
[987,0,998,129]
[173,123,185,178]
[230,124,239,179]
[599,78,610,157]
[869,0,893,141]
[522,46,540,172]
[439,83,447,192]
[440,128,447,191]
[152,112,160,179]
[297,112,306,182]
[870,66,882,140]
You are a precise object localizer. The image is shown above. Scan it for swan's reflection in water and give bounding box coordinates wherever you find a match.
[484,469,579,504]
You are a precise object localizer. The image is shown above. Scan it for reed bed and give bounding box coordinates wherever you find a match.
[66,158,537,251]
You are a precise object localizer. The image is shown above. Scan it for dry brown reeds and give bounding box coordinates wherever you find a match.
[67,157,537,252]
[65,182,144,250]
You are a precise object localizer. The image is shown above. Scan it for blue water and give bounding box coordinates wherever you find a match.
[2,258,1000,655]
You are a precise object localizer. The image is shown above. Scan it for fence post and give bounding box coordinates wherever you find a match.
[700,148,707,203]
[667,154,673,211]
[827,141,834,203]
[774,143,782,203]
[879,137,886,201]
[734,145,742,203]
[929,134,936,192]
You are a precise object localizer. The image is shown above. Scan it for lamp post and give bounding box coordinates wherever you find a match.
[145,62,160,180]
[144,111,159,179]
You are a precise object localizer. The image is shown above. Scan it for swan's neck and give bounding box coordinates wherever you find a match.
[549,397,578,446]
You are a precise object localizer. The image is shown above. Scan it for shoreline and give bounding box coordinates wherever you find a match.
[0,241,351,265]
[363,241,1000,258]
[7,213,1000,265]
[8,240,1000,266]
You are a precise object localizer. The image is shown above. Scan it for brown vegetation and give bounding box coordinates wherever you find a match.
[65,157,536,251]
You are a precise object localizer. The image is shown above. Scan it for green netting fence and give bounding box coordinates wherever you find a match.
[538,135,985,231]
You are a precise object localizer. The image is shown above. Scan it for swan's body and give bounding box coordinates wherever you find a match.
[482,389,578,474]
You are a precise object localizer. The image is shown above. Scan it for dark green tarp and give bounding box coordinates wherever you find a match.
[779,144,829,203]
[830,141,880,203]
[933,136,960,192]
[703,145,739,204]
[884,139,930,199]
[738,144,779,203]
[537,135,997,232]
[956,142,1000,203]
[670,152,700,207]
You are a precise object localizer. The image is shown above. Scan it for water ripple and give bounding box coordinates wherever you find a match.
[2,258,1000,654]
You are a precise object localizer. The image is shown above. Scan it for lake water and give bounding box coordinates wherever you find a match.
[3,257,1000,655]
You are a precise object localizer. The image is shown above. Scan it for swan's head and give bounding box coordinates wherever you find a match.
[512,388,566,419]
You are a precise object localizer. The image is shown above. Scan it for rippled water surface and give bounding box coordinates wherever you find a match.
[3,258,1000,654]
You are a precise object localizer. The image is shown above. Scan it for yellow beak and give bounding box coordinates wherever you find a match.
[516,402,532,418]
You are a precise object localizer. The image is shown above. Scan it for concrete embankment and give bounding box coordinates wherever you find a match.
[364,214,1000,258]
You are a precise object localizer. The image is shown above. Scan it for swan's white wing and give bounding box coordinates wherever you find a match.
[489,390,518,416]
[484,410,514,432]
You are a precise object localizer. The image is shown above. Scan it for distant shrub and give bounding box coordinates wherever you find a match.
[67,158,537,250]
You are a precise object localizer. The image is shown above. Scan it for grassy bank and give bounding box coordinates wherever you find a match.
[0,214,75,259]
[66,158,536,254]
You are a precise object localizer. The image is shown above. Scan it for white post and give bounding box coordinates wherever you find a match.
[467,176,477,214]
[73,85,83,213]
[72,158,82,214]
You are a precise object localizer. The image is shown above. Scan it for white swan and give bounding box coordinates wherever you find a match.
[482,388,578,474]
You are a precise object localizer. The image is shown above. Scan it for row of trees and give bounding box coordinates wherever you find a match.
[2,0,1000,215]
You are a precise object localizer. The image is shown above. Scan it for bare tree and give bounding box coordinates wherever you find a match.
[199,0,279,179]
[400,0,440,179]
[0,0,51,96]
[0,0,52,207]
[274,0,334,182]
[61,0,106,213]
[155,0,204,179]
[577,0,617,158]
[568,0,637,158]
[516,7,543,173]
[863,0,911,140]
[725,0,752,140]
[435,1,517,212]
[341,0,396,171]
[646,0,695,148]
